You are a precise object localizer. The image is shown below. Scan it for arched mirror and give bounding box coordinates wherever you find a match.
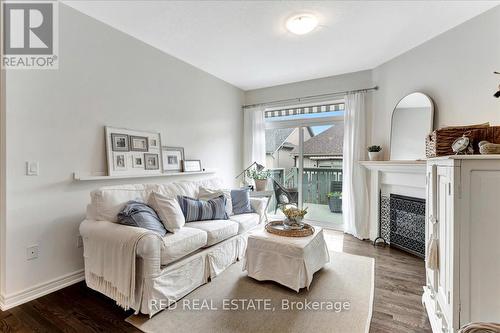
[390,92,434,160]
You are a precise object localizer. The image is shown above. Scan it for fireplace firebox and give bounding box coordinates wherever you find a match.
[388,194,425,258]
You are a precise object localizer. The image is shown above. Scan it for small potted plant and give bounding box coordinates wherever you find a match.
[367,145,383,161]
[246,169,271,191]
[327,192,342,213]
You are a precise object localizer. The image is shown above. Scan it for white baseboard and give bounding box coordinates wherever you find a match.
[0,269,84,311]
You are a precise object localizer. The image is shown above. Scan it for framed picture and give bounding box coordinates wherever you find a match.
[183,159,202,172]
[130,136,148,152]
[105,126,162,176]
[113,153,127,170]
[162,146,184,172]
[111,133,129,152]
[132,154,144,168]
[149,137,160,149]
[144,153,159,170]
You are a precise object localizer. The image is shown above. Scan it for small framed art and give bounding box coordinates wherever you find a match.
[145,153,160,170]
[105,126,162,176]
[149,137,160,149]
[113,153,127,170]
[132,154,144,168]
[111,133,129,151]
[162,146,184,172]
[130,136,148,152]
[183,159,202,172]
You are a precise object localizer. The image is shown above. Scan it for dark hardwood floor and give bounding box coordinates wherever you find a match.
[0,231,431,333]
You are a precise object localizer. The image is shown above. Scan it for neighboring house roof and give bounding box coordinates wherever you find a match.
[265,128,294,154]
[281,142,296,150]
[291,125,343,156]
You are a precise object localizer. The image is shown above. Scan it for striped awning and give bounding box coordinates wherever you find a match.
[265,103,344,119]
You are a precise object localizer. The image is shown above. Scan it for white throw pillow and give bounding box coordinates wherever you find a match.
[149,192,185,233]
[91,184,152,222]
[198,186,233,216]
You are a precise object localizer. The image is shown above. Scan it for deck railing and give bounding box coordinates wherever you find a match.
[269,167,342,205]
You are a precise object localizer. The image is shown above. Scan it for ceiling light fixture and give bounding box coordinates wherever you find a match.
[286,14,318,35]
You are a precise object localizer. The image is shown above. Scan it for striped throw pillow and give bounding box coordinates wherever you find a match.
[177,195,228,222]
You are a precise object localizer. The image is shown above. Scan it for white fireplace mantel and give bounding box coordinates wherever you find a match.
[359,160,427,240]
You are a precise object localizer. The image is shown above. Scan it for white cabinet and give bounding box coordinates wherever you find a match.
[423,156,500,332]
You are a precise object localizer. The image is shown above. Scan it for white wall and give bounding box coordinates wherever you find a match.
[371,6,500,159]
[1,4,243,304]
[245,70,373,105]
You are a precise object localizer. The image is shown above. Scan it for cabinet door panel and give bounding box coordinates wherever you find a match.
[436,166,453,323]
[468,170,500,322]
[425,164,438,293]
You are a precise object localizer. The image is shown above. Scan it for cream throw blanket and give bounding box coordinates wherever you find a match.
[80,220,161,310]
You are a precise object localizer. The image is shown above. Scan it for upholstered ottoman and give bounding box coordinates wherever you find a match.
[243,226,330,292]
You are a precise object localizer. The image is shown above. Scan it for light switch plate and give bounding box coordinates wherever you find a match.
[26,161,39,176]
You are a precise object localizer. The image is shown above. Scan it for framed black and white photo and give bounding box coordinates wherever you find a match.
[132,154,144,168]
[105,126,162,176]
[144,153,159,170]
[161,146,184,172]
[183,159,202,172]
[113,153,127,170]
[149,137,160,149]
[111,133,129,151]
[130,136,148,152]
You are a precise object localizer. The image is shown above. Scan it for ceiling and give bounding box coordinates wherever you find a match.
[63,1,499,90]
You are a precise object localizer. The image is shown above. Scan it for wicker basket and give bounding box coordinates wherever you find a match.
[425,123,491,158]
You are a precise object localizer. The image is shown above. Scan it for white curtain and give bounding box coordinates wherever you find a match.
[243,106,266,168]
[342,92,369,239]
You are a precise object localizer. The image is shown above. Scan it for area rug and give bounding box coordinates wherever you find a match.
[127,251,374,333]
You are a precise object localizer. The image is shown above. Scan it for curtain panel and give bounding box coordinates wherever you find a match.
[243,106,266,168]
[342,92,369,239]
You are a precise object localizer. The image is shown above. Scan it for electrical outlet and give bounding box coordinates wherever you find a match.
[77,235,83,248]
[26,245,39,260]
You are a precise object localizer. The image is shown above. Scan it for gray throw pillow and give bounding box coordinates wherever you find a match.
[231,188,254,215]
[177,195,228,222]
[117,200,167,236]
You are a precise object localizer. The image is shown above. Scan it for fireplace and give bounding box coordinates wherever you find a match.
[389,194,425,258]
[379,193,425,258]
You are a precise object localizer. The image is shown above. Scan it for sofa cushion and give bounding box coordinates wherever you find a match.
[160,227,208,265]
[91,184,158,222]
[156,178,224,199]
[198,186,233,216]
[149,192,185,233]
[231,188,254,215]
[229,213,260,234]
[178,195,228,222]
[187,220,239,246]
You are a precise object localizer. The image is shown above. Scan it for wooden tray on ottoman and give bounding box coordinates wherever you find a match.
[265,221,315,237]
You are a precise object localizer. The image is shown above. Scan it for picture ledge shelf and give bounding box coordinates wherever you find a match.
[73,170,216,181]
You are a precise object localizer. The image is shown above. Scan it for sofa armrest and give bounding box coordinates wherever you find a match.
[79,220,162,276]
[250,197,268,223]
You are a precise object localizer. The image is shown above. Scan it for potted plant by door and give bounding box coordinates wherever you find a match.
[367,145,383,161]
[246,169,271,191]
[327,192,342,213]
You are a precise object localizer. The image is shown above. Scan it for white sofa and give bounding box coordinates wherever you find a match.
[79,178,266,316]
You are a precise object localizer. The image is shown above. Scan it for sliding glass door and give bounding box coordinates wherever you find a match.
[264,102,344,230]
